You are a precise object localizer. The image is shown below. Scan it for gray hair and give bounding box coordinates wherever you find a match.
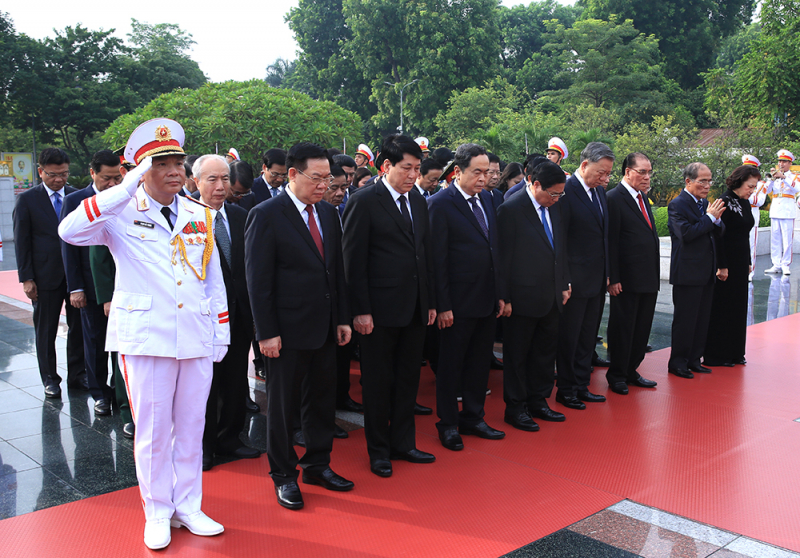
[192,154,229,181]
[683,162,707,181]
[453,143,488,171]
[579,142,615,164]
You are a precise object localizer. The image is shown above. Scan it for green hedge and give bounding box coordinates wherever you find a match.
[653,206,770,237]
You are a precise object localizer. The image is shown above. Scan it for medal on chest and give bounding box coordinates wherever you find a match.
[170,207,214,280]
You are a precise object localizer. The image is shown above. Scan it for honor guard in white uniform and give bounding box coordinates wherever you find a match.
[415,137,431,159]
[354,143,374,168]
[59,118,230,550]
[763,149,798,275]
[742,155,766,281]
[546,137,572,178]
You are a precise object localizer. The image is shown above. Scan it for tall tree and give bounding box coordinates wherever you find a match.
[578,0,756,88]
[265,58,297,88]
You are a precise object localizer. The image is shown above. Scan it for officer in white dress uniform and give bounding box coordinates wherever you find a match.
[59,118,230,550]
[742,155,767,281]
[546,137,572,179]
[763,149,797,275]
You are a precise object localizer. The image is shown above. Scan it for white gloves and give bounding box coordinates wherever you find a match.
[123,156,152,195]
[213,345,228,363]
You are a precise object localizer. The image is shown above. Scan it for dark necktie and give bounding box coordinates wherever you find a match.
[398,195,413,233]
[638,193,652,229]
[53,192,62,217]
[305,204,324,260]
[590,187,603,217]
[423,190,429,198]
[160,206,174,230]
[214,212,232,266]
[540,206,554,248]
[271,187,280,198]
[469,197,489,239]
[696,199,704,214]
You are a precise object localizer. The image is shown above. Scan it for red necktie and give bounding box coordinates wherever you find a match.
[305,204,324,260]
[637,193,652,229]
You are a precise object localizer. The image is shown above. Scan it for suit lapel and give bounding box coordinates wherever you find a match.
[570,177,603,227]
[282,196,324,263]
[451,186,490,243]
[377,179,414,244]
[621,188,652,231]
[37,186,59,226]
[319,203,336,266]
[522,195,554,252]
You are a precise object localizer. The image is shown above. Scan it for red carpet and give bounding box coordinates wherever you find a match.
[0,270,27,305]
[2,313,800,556]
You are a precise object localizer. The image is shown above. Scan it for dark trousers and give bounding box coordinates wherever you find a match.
[335,340,355,406]
[607,291,657,384]
[80,299,112,401]
[360,322,426,461]
[436,314,494,433]
[112,352,132,424]
[669,282,714,370]
[556,291,605,396]
[32,282,84,388]
[204,316,252,455]
[503,302,559,414]
[266,339,336,486]
[423,324,440,374]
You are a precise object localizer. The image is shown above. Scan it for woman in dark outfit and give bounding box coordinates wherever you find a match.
[704,165,759,366]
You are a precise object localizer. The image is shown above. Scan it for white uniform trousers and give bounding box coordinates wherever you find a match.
[120,354,213,521]
[749,207,760,267]
[770,218,794,268]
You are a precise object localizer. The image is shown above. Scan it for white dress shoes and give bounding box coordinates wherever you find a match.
[765,265,781,274]
[144,518,171,550]
[170,511,224,536]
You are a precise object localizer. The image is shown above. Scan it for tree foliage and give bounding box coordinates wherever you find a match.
[103,81,363,164]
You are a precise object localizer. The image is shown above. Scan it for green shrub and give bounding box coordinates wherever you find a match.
[654,206,669,237]
[759,210,771,228]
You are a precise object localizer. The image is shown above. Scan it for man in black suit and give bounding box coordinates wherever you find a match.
[60,149,122,414]
[245,142,353,510]
[667,162,726,378]
[498,161,571,431]
[556,142,613,410]
[227,160,257,213]
[428,144,507,451]
[605,153,660,395]
[13,147,85,398]
[342,134,437,478]
[251,148,287,204]
[194,155,261,471]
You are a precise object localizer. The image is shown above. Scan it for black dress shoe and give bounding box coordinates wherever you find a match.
[254,361,266,380]
[591,356,611,367]
[338,398,364,414]
[67,377,89,391]
[94,398,111,415]
[503,411,540,432]
[293,430,306,447]
[389,448,436,463]
[334,425,349,439]
[122,422,135,439]
[645,344,654,353]
[370,459,392,477]
[202,455,214,471]
[414,402,432,415]
[460,421,505,440]
[245,396,260,413]
[490,356,504,370]
[439,428,464,451]
[703,360,733,367]
[690,364,712,374]
[668,368,694,379]
[218,445,260,459]
[528,406,565,422]
[44,384,62,399]
[609,382,628,395]
[733,358,746,365]
[628,376,657,388]
[275,482,304,510]
[303,467,354,491]
[555,392,586,410]
[577,390,606,403]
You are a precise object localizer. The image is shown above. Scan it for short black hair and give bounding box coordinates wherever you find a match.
[353,167,373,186]
[327,148,342,158]
[487,152,501,165]
[726,165,761,190]
[431,147,454,167]
[286,142,332,173]
[381,134,422,166]
[525,155,549,178]
[90,149,120,173]
[39,147,69,167]
[330,164,345,178]
[185,154,200,167]
[333,154,357,169]
[229,160,254,190]
[621,152,650,175]
[263,148,287,169]
[453,143,488,172]
[420,158,444,176]
[531,161,567,190]
[184,161,193,177]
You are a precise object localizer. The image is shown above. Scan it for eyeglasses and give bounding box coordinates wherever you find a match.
[269,171,288,179]
[41,170,69,179]
[547,190,566,199]
[694,179,713,186]
[297,169,334,185]
[629,168,654,177]
[229,190,252,199]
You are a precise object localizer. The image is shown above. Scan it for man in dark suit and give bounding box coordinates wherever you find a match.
[605,153,660,394]
[13,147,85,398]
[556,142,613,410]
[498,161,571,431]
[428,144,506,451]
[194,155,261,470]
[667,162,726,378]
[227,160,257,213]
[251,148,287,204]
[60,149,122,414]
[342,134,437,478]
[246,142,353,510]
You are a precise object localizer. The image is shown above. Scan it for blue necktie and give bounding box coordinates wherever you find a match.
[469,197,489,239]
[590,187,602,217]
[540,206,554,248]
[53,192,62,217]
[696,199,704,214]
